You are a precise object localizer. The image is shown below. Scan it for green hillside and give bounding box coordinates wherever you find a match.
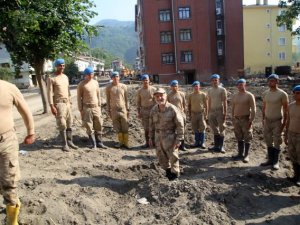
[89,19,138,65]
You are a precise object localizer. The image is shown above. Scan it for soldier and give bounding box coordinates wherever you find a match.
[261,74,288,170]
[136,74,156,148]
[285,85,300,186]
[207,74,227,153]
[187,81,208,149]
[167,80,187,151]
[106,71,130,149]
[149,88,184,181]
[77,67,106,149]
[231,79,256,163]
[0,79,35,225]
[47,58,78,151]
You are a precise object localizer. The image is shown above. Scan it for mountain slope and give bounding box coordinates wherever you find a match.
[89,19,138,65]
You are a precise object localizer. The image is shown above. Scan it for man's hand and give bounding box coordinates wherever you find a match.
[50,105,57,117]
[24,134,35,144]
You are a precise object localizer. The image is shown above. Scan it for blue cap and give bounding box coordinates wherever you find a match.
[170,80,178,86]
[237,79,246,84]
[83,67,94,75]
[54,58,65,67]
[192,81,200,86]
[292,85,300,92]
[141,74,149,80]
[267,74,279,80]
[210,74,220,80]
[111,71,119,77]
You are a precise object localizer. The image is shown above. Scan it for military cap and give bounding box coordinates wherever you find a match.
[292,85,300,92]
[237,78,246,84]
[83,67,94,75]
[170,80,178,86]
[111,71,119,77]
[267,74,279,80]
[192,81,200,86]
[54,58,65,67]
[210,74,220,80]
[154,87,166,95]
[141,74,149,80]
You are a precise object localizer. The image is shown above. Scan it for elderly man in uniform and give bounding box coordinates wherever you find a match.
[231,79,256,163]
[187,81,208,149]
[261,74,288,170]
[207,74,227,153]
[47,58,78,151]
[136,74,156,148]
[167,80,187,151]
[0,79,35,225]
[149,87,184,181]
[77,67,106,149]
[285,85,300,186]
[106,71,130,149]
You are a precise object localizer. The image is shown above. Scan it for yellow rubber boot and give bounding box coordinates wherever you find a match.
[6,201,21,225]
[123,133,130,149]
[115,133,123,148]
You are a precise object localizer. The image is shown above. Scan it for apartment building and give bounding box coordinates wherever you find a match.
[135,0,244,84]
[244,0,293,75]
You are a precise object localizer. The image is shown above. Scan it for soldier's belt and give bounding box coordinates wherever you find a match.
[55,99,69,103]
[0,129,15,143]
[265,117,282,122]
[155,129,175,134]
[234,115,249,119]
[84,103,98,108]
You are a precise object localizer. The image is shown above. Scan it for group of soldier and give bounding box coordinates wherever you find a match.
[0,58,300,224]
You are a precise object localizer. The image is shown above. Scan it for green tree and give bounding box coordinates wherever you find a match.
[277,1,300,35]
[0,67,14,81]
[0,0,98,113]
[91,48,115,69]
[64,60,80,82]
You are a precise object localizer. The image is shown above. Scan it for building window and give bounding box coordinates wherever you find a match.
[160,31,172,43]
[1,63,10,68]
[278,9,286,16]
[162,53,174,64]
[278,24,286,32]
[216,20,223,35]
[159,9,171,22]
[266,23,271,29]
[178,7,191,19]
[266,9,271,13]
[217,41,223,56]
[279,52,286,60]
[180,51,192,63]
[279,37,286,45]
[179,29,192,41]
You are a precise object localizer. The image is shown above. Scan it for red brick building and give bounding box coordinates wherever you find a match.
[135,0,244,84]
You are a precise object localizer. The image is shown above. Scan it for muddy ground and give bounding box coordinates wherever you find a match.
[1,81,300,225]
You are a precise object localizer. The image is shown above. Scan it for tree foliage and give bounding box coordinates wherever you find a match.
[0,0,98,113]
[0,67,14,81]
[277,0,300,35]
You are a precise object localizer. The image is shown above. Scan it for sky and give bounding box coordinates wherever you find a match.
[90,0,281,23]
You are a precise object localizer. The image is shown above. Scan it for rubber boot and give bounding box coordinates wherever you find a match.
[179,140,187,151]
[199,132,206,149]
[115,133,123,148]
[123,133,131,149]
[272,148,280,170]
[66,128,78,149]
[59,130,70,152]
[95,132,107,149]
[88,135,97,150]
[209,135,220,151]
[287,163,299,183]
[296,164,300,187]
[165,168,172,180]
[219,136,226,153]
[233,141,244,160]
[192,132,200,148]
[243,143,250,163]
[169,172,179,181]
[142,131,149,148]
[6,201,21,225]
[260,147,273,166]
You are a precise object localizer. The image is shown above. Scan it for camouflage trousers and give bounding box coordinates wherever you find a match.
[111,109,128,133]
[233,116,253,143]
[55,102,73,131]
[82,106,103,135]
[191,112,206,132]
[140,106,153,132]
[208,108,226,137]
[263,118,282,149]
[287,131,300,164]
[155,131,180,176]
[0,130,20,205]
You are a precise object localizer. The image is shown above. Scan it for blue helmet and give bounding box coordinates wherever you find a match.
[236,78,246,84]
[170,80,178,86]
[267,74,279,80]
[111,71,119,77]
[54,58,65,67]
[141,74,149,80]
[83,67,94,75]
[292,85,300,92]
[192,81,200,86]
[210,74,220,80]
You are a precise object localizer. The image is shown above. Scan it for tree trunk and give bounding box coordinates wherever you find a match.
[34,60,49,114]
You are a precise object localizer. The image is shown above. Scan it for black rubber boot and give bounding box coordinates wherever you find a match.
[192,132,200,148]
[272,148,280,170]
[209,135,220,151]
[243,143,250,163]
[165,168,172,180]
[233,141,244,160]
[95,133,107,149]
[287,163,299,183]
[168,172,178,181]
[199,132,206,149]
[88,135,97,150]
[296,164,300,187]
[260,147,273,166]
[66,128,78,149]
[179,140,187,151]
